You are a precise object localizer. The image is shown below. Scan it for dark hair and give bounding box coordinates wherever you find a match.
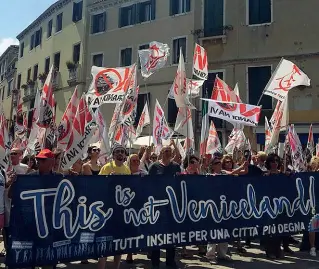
[183,155,199,170]
[265,153,281,170]
[21,155,38,170]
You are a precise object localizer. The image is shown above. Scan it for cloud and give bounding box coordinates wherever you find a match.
[0,38,19,57]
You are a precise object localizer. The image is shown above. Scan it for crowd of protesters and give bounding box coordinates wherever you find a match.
[0,141,318,268]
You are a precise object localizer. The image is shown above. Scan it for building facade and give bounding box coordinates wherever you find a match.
[16,0,91,123]
[0,45,19,126]
[13,0,319,149]
[197,0,319,147]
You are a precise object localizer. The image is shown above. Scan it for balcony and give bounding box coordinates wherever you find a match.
[67,68,78,86]
[23,84,36,102]
[4,68,16,79]
[52,71,60,90]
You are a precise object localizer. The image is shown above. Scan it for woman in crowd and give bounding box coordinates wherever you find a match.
[21,155,38,173]
[82,145,101,175]
[264,153,294,258]
[206,156,231,263]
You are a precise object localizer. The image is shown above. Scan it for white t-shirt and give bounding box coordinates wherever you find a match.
[4,163,28,227]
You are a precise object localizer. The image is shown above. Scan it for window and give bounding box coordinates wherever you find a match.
[54,52,61,70]
[45,57,50,74]
[119,4,136,27]
[27,68,31,81]
[73,1,83,23]
[248,66,272,109]
[137,0,156,23]
[248,0,271,25]
[167,97,178,124]
[204,0,224,37]
[172,37,186,64]
[33,64,38,82]
[91,12,106,34]
[7,80,12,97]
[170,0,190,15]
[92,54,103,67]
[138,44,149,69]
[1,87,4,101]
[30,34,35,50]
[202,71,224,128]
[20,42,24,58]
[120,48,132,67]
[47,19,53,38]
[17,74,21,89]
[34,28,42,47]
[134,93,150,125]
[56,13,63,32]
[73,43,81,63]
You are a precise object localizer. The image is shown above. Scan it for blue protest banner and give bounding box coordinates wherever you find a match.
[6,173,317,267]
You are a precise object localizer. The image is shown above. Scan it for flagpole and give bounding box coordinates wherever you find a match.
[143,80,152,146]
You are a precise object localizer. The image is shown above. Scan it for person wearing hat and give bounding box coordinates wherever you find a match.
[98,144,130,269]
[29,149,56,176]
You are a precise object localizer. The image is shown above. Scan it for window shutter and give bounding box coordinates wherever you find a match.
[79,1,83,20]
[260,0,271,23]
[72,2,76,22]
[167,98,178,124]
[39,27,42,45]
[151,0,156,20]
[118,8,122,27]
[136,2,141,23]
[186,0,191,12]
[102,12,106,31]
[248,0,259,25]
[169,0,174,15]
[132,4,137,24]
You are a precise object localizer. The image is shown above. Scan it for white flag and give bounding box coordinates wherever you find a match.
[173,48,194,108]
[265,117,272,152]
[174,108,194,140]
[86,64,136,108]
[288,125,306,172]
[225,128,246,154]
[307,124,315,156]
[193,43,208,80]
[206,121,222,154]
[263,58,311,101]
[138,41,170,78]
[169,78,204,99]
[136,103,150,138]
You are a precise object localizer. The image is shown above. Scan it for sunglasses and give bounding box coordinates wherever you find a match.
[131,159,140,163]
[213,161,221,165]
[190,160,198,164]
[10,152,18,156]
[224,160,232,164]
[114,149,125,154]
[92,148,100,152]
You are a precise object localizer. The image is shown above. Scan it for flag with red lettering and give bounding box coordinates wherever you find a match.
[61,96,97,169]
[168,78,204,99]
[265,117,272,152]
[86,64,136,108]
[153,99,173,152]
[173,49,194,109]
[138,41,170,78]
[269,100,281,128]
[37,65,55,128]
[14,91,26,138]
[225,128,246,154]
[109,104,121,143]
[211,77,241,103]
[206,121,222,154]
[136,103,150,138]
[193,43,208,80]
[93,108,110,157]
[26,89,46,154]
[233,83,242,102]
[204,99,261,126]
[307,124,315,156]
[57,87,80,150]
[288,124,306,172]
[266,96,289,153]
[174,108,194,149]
[264,58,311,102]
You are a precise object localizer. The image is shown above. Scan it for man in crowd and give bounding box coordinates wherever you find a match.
[29,149,56,176]
[98,145,130,269]
[148,145,181,269]
[10,148,28,174]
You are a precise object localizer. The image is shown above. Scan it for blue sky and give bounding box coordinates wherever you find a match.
[0,0,56,55]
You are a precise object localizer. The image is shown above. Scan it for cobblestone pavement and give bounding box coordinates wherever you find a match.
[1,240,319,269]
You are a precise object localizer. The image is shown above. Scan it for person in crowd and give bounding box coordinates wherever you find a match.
[256,151,268,172]
[127,154,147,176]
[263,153,294,258]
[200,154,211,174]
[30,149,56,176]
[150,152,158,163]
[52,148,65,175]
[140,146,153,173]
[83,145,101,175]
[10,148,29,174]
[182,155,200,175]
[148,145,181,269]
[70,159,83,175]
[98,145,130,269]
[21,155,38,173]
[206,156,231,263]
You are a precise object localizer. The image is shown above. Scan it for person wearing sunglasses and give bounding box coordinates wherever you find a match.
[206,156,231,263]
[83,145,102,175]
[98,145,130,269]
[148,145,181,269]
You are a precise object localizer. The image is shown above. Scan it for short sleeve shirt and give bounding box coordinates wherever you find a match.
[99,161,131,175]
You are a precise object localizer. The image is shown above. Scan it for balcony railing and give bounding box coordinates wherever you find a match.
[23,85,36,102]
[52,71,60,89]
